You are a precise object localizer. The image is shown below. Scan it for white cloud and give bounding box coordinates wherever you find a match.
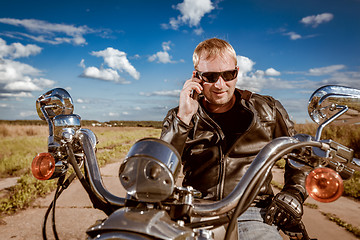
[164,0,215,31]
[0,38,55,96]
[20,110,36,117]
[0,59,40,83]
[149,51,172,64]
[237,56,255,74]
[108,112,119,117]
[318,70,360,88]
[302,65,360,88]
[0,18,92,45]
[275,28,317,41]
[91,47,140,80]
[79,59,85,68]
[140,90,181,97]
[193,27,204,35]
[162,41,171,51]
[308,64,346,76]
[0,91,33,98]
[33,77,56,89]
[132,54,141,59]
[283,64,360,90]
[235,56,293,92]
[0,38,42,59]
[80,47,140,83]
[81,66,125,82]
[283,32,302,40]
[0,60,55,96]
[236,71,296,93]
[300,13,334,28]
[148,41,175,64]
[4,79,41,91]
[265,68,281,76]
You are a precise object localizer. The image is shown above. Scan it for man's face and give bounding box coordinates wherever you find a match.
[196,53,237,112]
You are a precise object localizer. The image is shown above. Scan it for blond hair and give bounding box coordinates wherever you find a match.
[193,38,237,69]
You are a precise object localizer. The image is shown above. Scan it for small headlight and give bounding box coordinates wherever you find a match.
[31,152,55,180]
[305,167,344,203]
[119,138,181,202]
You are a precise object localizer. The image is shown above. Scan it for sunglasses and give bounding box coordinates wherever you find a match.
[195,68,238,83]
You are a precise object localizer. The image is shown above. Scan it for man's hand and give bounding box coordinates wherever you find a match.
[281,221,313,240]
[265,191,303,228]
[177,73,203,125]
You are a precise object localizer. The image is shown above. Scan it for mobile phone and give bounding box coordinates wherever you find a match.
[190,72,202,99]
[194,71,200,79]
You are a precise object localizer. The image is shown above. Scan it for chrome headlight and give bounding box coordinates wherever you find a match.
[53,114,81,141]
[119,138,181,202]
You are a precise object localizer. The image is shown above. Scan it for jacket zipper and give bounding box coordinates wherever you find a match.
[196,107,226,200]
[218,99,256,199]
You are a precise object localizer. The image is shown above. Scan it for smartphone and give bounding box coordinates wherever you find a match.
[194,71,200,79]
[191,72,202,99]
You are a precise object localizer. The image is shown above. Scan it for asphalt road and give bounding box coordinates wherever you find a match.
[0,163,359,240]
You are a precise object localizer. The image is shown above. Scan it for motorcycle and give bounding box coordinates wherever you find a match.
[31,85,360,240]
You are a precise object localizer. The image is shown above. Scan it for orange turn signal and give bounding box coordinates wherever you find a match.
[305,167,344,203]
[31,152,55,180]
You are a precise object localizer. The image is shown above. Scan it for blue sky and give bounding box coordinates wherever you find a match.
[0,0,359,123]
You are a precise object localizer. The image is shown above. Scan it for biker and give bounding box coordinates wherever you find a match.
[161,38,306,239]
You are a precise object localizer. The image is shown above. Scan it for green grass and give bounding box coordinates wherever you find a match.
[343,171,360,199]
[0,136,47,177]
[0,175,56,214]
[321,212,360,238]
[271,180,284,190]
[304,202,319,209]
[94,127,161,165]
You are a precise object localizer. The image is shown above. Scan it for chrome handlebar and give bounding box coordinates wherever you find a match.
[55,121,359,220]
[80,130,126,207]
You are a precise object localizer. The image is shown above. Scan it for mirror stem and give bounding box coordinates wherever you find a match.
[315,106,348,141]
[41,106,55,148]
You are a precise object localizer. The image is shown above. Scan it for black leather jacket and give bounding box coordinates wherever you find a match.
[161,89,307,202]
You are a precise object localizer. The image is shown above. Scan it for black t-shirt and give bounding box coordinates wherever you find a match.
[203,95,252,152]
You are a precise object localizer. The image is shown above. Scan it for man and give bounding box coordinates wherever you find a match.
[161,38,307,239]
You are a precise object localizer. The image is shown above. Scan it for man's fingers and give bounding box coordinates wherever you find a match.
[265,205,277,224]
[183,80,203,96]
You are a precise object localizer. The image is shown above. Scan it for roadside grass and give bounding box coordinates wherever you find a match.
[0,124,48,178]
[321,212,360,238]
[0,175,56,214]
[92,127,161,165]
[0,124,161,216]
[0,136,48,177]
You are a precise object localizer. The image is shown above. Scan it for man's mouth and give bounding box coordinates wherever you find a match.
[213,91,226,95]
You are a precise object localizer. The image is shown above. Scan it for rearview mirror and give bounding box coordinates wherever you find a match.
[36,88,74,120]
[308,85,360,125]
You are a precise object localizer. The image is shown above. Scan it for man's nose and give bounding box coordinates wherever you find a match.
[214,76,226,88]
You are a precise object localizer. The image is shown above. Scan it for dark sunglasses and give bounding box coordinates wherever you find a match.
[195,68,238,83]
